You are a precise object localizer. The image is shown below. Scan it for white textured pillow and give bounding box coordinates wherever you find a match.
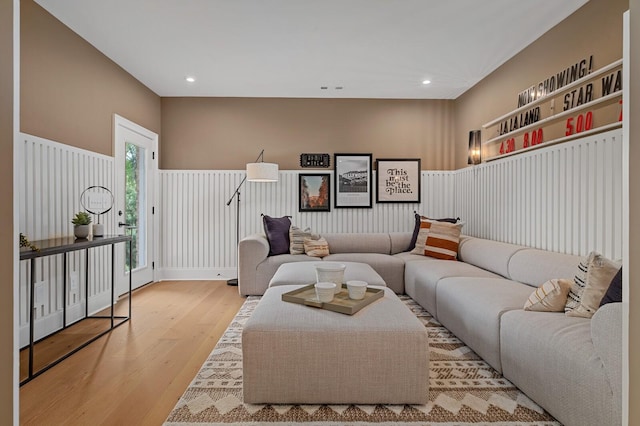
[565,251,621,318]
[304,237,329,257]
[524,279,572,312]
[289,225,312,255]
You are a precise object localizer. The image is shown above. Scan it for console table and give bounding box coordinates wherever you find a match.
[19,234,132,385]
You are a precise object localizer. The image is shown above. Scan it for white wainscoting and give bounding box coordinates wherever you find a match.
[457,128,623,259]
[158,170,457,279]
[19,133,116,346]
[20,129,623,342]
[158,129,622,280]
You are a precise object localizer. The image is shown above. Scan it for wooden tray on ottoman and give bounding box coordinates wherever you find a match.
[281,284,384,315]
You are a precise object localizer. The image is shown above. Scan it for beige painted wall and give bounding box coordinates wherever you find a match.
[629,1,639,424]
[160,97,455,170]
[14,0,640,423]
[0,0,15,423]
[20,0,161,156]
[454,0,627,169]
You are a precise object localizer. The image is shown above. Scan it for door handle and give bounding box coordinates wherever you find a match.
[118,222,133,228]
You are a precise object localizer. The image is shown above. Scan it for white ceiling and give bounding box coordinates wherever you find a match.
[35,0,588,99]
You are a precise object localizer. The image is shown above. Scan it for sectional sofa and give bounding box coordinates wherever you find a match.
[237,231,622,426]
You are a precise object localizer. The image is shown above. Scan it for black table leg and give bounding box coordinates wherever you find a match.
[29,258,35,380]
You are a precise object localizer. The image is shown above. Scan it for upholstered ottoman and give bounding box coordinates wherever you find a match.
[268,261,387,288]
[242,285,429,404]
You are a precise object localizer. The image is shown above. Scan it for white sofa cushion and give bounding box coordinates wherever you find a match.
[404,260,501,319]
[435,277,533,373]
[509,248,580,288]
[322,233,391,254]
[389,232,413,254]
[458,237,526,278]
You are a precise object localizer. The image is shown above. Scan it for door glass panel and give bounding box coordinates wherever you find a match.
[125,142,147,271]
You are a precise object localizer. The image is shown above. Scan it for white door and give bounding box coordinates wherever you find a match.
[114,115,157,291]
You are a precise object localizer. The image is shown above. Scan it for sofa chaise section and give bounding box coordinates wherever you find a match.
[500,304,622,426]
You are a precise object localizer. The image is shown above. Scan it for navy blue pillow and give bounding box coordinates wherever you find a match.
[599,267,622,307]
[407,213,460,252]
[262,215,292,256]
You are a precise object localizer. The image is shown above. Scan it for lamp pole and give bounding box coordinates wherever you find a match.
[225,149,277,286]
[225,175,246,286]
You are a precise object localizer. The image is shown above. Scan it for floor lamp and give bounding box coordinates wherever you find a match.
[226,149,279,286]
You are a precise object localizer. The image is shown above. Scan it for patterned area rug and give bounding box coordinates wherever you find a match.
[164,296,560,425]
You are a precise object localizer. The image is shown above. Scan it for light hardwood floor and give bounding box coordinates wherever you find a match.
[19,280,246,426]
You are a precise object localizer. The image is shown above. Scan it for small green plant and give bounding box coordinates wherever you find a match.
[71,211,92,226]
[19,233,40,252]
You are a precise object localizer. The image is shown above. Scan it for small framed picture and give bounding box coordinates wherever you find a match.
[299,173,331,212]
[375,158,421,203]
[334,153,373,208]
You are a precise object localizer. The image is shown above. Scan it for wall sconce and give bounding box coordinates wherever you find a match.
[468,130,482,165]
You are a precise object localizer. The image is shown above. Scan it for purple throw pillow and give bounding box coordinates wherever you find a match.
[406,213,460,252]
[262,215,292,256]
[599,267,622,307]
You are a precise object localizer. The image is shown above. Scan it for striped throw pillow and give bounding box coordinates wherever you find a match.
[524,279,572,312]
[410,217,462,260]
[565,251,621,318]
[289,225,312,255]
[304,237,329,257]
[565,254,590,313]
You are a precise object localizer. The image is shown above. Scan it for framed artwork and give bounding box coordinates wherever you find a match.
[299,173,331,212]
[334,153,373,208]
[375,158,421,203]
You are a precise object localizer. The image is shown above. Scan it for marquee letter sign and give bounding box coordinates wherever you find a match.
[482,56,623,162]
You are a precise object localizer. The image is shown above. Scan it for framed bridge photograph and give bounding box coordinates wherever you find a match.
[334,153,372,208]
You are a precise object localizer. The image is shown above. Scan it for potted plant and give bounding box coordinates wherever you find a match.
[71,211,92,239]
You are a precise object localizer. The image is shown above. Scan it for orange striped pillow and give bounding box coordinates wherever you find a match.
[410,218,463,260]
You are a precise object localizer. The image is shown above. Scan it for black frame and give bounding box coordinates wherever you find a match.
[334,153,373,208]
[375,158,421,203]
[299,173,331,212]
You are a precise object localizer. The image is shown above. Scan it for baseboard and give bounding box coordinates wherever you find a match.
[157,268,236,282]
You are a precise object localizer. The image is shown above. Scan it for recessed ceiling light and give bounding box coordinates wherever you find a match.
[186,76,196,83]
[422,80,431,85]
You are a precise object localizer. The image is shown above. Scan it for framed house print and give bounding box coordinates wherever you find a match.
[334,153,373,208]
[375,158,421,203]
[299,173,331,212]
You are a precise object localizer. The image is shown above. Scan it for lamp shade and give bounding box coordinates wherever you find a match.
[246,162,279,182]
[468,130,482,165]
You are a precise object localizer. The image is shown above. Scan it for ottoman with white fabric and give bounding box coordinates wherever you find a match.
[268,261,387,288]
[242,285,429,404]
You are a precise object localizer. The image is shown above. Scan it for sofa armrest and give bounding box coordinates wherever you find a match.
[238,233,270,295]
[591,302,622,410]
